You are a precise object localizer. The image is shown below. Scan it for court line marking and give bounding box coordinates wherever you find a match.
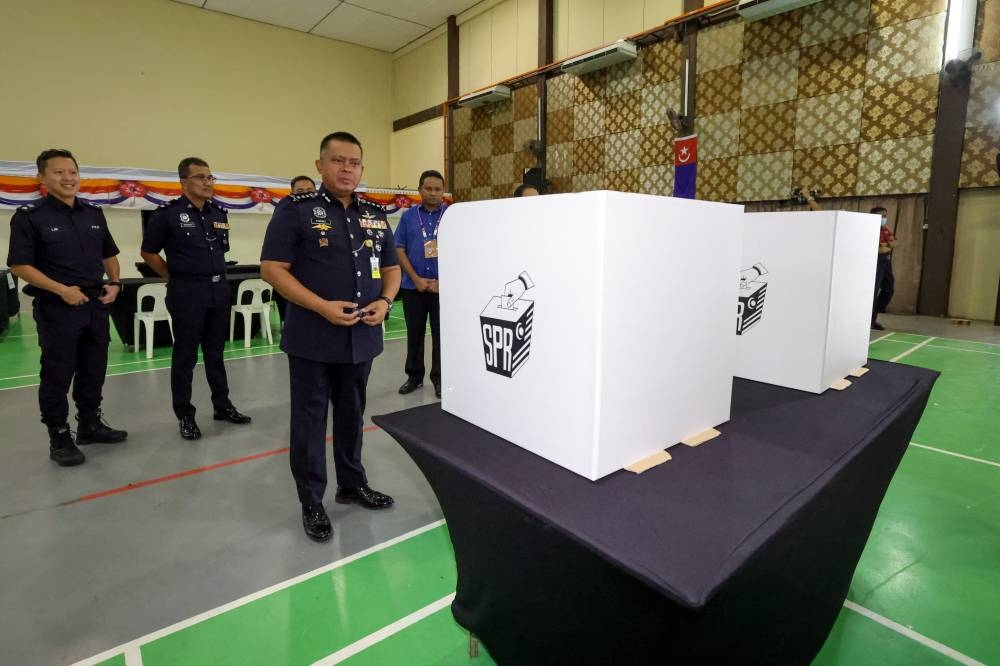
[869,332,894,344]
[123,645,143,666]
[76,426,380,503]
[843,601,986,666]
[311,593,457,666]
[926,344,1000,357]
[0,348,290,390]
[69,519,448,666]
[0,338,408,389]
[910,442,1000,470]
[889,337,935,362]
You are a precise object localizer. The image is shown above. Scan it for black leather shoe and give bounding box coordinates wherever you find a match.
[179,415,202,440]
[398,379,423,395]
[433,381,442,399]
[871,321,885,330]
[48,425,85,467]
[335,485,394,509]
[302,503,332,542]
[76,412,128,444]
[213,405,252,424]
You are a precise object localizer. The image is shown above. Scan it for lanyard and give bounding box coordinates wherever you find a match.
[415,206,441,241]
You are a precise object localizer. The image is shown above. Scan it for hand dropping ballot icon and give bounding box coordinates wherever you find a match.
[481,271,535,377]
[737,263,768,335]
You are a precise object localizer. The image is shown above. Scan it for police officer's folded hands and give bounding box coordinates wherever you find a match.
[360,298,390,326]
[316,299,362,327]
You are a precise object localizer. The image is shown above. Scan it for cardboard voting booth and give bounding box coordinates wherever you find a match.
[438,191,744,481]
[736,211,880,393]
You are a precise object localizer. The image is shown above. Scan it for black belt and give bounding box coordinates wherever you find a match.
[79,285,106,299]
[171,273,224,282]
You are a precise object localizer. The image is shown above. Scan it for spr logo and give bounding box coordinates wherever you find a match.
[480,272,535,378]
[737,262,768,335]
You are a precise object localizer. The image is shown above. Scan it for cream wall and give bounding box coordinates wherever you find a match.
[0,0,393,183]
[949,188,1000,321]
[393,30,449,119]
[554,0,685,60]
[389,119,446,190]
[458,0,539,94]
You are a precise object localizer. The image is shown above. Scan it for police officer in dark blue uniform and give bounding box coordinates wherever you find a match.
[140,157,251,441]
[261,132,401,542]
[7,149,128,466]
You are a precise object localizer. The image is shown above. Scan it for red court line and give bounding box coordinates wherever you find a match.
[77,425,382,503]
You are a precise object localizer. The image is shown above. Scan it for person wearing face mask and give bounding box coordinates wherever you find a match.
[870,206,896,331]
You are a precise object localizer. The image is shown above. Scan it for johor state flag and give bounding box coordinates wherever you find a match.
[673,134,698,199]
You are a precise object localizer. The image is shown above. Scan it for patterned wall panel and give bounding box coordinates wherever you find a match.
[960,2,1000,188]
[545,39,683,196]
[449,85,539,202]
[695,0,948,203]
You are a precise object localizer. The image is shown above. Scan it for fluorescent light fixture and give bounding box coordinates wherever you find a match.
[943,0,978,62]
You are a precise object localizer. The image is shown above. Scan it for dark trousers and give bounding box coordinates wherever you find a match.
[167,281,230,419]
[873,256,895,323]
[401,288,440,384]
[33,299,110,426]
[288,355,371,506]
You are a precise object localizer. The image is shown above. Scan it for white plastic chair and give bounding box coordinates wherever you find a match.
[230,278,274,348]
[133,283,173,360]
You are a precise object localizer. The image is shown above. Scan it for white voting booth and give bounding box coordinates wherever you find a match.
[438,191,744,481]
[736,211,880,393]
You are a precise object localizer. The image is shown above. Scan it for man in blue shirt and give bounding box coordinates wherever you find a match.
[394,170,446,398]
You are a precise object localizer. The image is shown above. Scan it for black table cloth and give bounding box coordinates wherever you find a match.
[374,360,938,665]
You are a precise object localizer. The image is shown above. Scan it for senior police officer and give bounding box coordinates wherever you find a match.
[260,131,401,543]
[7,149,127,466]
[140,157,251,441]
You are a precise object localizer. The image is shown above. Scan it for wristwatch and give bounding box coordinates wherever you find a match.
[378,296,394,312]
[106,281,122,288]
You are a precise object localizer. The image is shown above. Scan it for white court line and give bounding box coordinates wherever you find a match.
[869,332,894,345]
[311,593,456,666]
[927,344,1000,357]
[910,442,1000,470]
[843,601,986,666]
[889,337,935,362]
[69,519,447,666]
[123,645,143,666]
[0,350,287,391]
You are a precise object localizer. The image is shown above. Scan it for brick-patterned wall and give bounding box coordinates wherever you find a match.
[696,0,949,202]
[960,0,1000,188]
[450,85,539,202]
[544,39,684,196]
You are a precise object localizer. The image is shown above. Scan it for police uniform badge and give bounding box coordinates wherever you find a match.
[313,207,327,219]
[179,213,190,222]
[319,238,329,247]
[358,210,388,230]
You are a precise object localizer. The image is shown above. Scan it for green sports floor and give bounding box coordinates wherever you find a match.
[0,311,997,666]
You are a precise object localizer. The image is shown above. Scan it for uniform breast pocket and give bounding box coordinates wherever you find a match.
[40,226,68,245]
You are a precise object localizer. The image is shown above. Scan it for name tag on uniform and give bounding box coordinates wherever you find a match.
[424,239,438,258]
[359,218,388,230]
[213,222,230,230]
[370,256,381,279]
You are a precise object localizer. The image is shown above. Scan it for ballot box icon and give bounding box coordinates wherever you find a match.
[737,263,768,335]
[481,271,535,378]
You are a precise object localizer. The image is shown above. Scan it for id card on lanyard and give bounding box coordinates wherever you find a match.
[417,208,440,259]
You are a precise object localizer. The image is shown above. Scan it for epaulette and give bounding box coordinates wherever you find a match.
[18,202,39,212]
[290,192,319,203]
[81,199,101,208]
